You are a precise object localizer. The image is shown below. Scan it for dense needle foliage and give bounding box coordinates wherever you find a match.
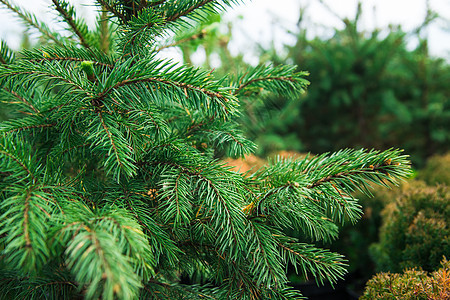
[0,1,411,299]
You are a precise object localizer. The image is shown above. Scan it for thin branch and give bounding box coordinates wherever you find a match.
[8,69,90,115]
[23,190,32,248]
[30,56,114,69]
[8,70,87,95]
[51,0,90,49]
[277,241,343,269]
[0,150,35,181]
[143,159,240,250]
[173,172,183,223]
[98,110,124,168]
[3,123,56,135]
[2,87,39,113]
[205,129,244,148]
[0,0,62,46]
[247,221,281,288]
[306,166,386,189]
[95,77,228,109]
[165,0,215,23]
[90,230,114,285]
[97,0,127,23]
[258,182,297,205]
[235,76,297,95]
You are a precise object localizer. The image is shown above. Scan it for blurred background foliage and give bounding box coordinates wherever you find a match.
[283,16,450,168]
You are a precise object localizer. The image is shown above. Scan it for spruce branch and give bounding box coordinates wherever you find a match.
[65,228,140,299]
[29,55,113,69]
[235,76,296,94]
[1,87,39,113]
[165,0,216,23]
[251,148,411,225]
[2,64,89,100]
[96,76,227,103]
[276,238,347,285]
[97,0,127,23]
[120,190,181,265]
[233,64,309,99]
[0,268,80,299]
[86,110,137,179]
[0,189,56,273]
[246,221,287,287]
[0,119,56,135]
[22,45,116,68]
[51,0,91,49]
[0,136,38,182]
[0,40,14,65]
[54,204,156,299]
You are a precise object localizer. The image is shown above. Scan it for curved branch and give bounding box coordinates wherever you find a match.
[165,0,215,23]
[23,190,32,248]
[306,165,389,189]
[2,123,56,135]
[235,76,297,95]
[0,150,35,181]
[96,0,127,23]
[51,0,90,49]
[2,87,39,113]
[98,111,124,168]
[31,56,114,69]
[8,70,87,95]
[95,77,228,112]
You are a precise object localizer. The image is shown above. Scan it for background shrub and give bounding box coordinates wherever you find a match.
[360,258,450,300]
[417,152,450,185]
[369,182,449,272]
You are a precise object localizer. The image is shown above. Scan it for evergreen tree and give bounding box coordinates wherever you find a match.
[0,1,411,299]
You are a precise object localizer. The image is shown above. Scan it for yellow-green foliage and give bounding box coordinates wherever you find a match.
[360,258,450,300]
[418,152,450,186]
[370,182,450,272]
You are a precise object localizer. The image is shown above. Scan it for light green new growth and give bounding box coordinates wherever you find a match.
[81,60,95,81]
[0,1,411,299]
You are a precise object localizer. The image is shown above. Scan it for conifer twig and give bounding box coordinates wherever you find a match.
[51,0,90,49]
[235,76,297,95]
[96,0,127,23]
[95,77,228,106]
[166,0,215,23]
[30,56,114,69]
[2,88,39,113]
